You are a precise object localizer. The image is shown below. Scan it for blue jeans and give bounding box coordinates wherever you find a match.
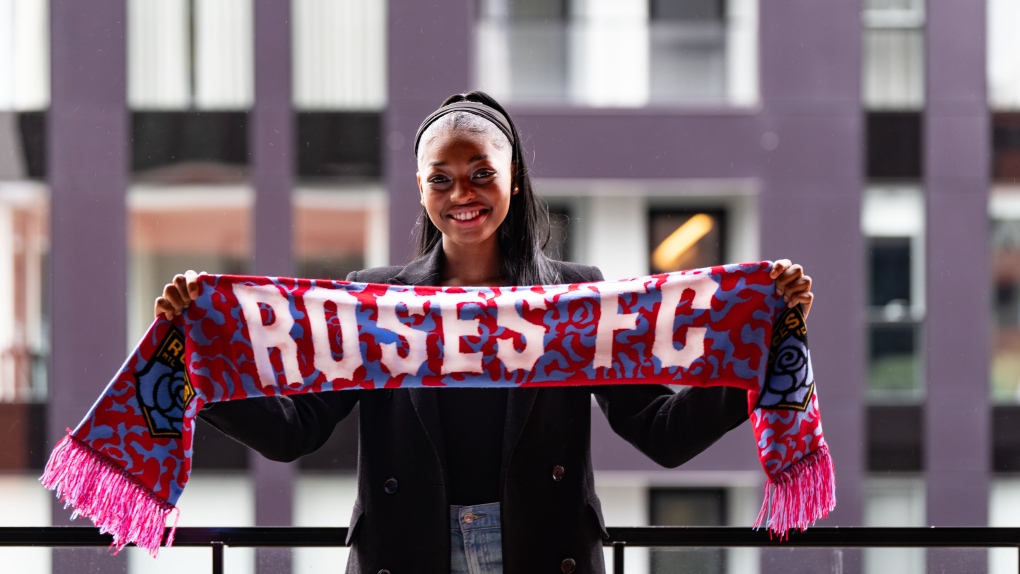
[450,502,503,574]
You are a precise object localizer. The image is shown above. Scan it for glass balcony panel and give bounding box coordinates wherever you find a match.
[868,323,921,397]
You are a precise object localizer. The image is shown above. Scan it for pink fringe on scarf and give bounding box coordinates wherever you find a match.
[40,435,179,557]
[753,446,836,538]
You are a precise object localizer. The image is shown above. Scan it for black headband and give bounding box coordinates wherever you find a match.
[413,100,515,156]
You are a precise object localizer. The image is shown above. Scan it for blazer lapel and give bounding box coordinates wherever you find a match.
[392,242,443,286]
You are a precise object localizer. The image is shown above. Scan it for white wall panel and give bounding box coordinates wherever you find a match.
[989,0,1020,109]
[293,0,386,110]
[0,0,49,110]
[194,0,253,109]
[128,0,190,109]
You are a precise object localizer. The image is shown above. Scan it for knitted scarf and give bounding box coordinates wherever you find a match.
[42,261,834,557]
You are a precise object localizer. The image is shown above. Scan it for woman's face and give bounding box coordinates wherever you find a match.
[417,128,516,253]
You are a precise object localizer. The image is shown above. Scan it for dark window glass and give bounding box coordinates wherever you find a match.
[869,237,911,307]
[132,111,249,177]
[17,111,46,179]
[993,113,1020,182]
[649,488,726,574]
[866,111,923,180]
[545,205,572,262]
[648,209,726,273]
[650,0,725,21]
[867,404,923,472]
[296,112,382,180]
[994,406,1020,472]
[0,403,47,471]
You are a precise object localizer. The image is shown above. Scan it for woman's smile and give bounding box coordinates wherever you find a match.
[448,207,489,224]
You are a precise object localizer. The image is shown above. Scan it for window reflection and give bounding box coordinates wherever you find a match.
[649,209,726,272]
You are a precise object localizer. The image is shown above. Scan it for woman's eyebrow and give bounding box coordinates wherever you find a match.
[427,154,489,168]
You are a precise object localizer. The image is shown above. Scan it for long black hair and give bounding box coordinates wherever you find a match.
[413,91,560,286]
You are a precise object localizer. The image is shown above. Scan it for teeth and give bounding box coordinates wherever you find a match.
[452,210,482,221]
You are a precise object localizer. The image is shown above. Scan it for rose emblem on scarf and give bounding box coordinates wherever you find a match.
[133,328,195,438]
[758,305,814,411]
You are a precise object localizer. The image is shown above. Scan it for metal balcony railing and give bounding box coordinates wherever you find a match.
[4,526,1020,573]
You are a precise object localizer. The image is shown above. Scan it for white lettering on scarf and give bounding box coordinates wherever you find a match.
[592,279,649,369]
[437,291,487,374]
[304,287,364,381]
[232,284,303,388]
[652,274,719,369]
[376,290,429,376]
[494,289,549,372]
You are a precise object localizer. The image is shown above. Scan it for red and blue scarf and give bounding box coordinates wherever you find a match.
[42,261,834,556]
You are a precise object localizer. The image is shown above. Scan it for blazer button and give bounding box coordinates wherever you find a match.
[560,557,576,573]
[383,477,398,494]
[552,465,565,481]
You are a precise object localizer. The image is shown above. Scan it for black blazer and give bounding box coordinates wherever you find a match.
[200,246,749,573]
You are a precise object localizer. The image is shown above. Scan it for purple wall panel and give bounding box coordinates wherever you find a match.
[386,0,474,264]
[924,2,989,572]
[513,111,762,179]
[759,1,861,105]
[252,2,296,572]
[759,0,864,540]
[48,0,128,571]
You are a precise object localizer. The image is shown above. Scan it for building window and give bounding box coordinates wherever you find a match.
[863,186,925,400]
[648,209,726,273]
[128,0,253,110]
[993,113,1020,182]
[866,112,923,180]
[293,185,389,282]
[990,189,1020,402]
[0,182,48,404]
[475,0,758,107]
[292,0,387,111]
[649,488,726,574]
[862,0,925,110]
[127,185,253,344]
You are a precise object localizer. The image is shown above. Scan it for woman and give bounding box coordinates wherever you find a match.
[156,91,813,574]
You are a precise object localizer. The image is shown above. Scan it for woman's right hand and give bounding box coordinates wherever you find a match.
[154,270,203,320]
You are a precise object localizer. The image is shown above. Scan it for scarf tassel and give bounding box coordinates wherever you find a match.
[753,445,836,538]
[40,434,178,557]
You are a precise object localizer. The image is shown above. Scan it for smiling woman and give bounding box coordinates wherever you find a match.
[156,90,815,574]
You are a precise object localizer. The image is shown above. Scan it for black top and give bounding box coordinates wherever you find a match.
[437,387,508,505]
[198,245,752,574]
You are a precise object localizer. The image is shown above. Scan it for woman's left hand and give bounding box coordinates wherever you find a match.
[770,259,813,318]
